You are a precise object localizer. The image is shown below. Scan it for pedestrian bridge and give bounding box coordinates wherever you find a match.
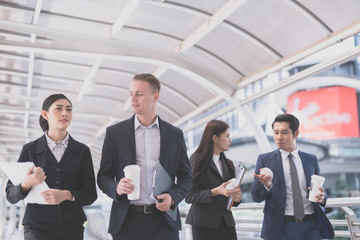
[2,196,359,239]
[84,196,360,240]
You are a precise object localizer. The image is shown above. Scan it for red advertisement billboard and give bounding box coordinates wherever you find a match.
[287,86,359,140]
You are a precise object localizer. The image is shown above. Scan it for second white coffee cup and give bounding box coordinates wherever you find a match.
[308,174,325,202]
[123,165,140,200]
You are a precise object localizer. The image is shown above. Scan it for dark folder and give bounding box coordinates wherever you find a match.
[152,162,177,221]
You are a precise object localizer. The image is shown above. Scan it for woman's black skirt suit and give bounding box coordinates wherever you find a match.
[185,153,240,240]
[5,134,97,240]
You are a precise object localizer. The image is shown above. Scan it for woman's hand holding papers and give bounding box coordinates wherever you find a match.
[20,166,46,194]
[230,188,242,202]
[41,189,73,205]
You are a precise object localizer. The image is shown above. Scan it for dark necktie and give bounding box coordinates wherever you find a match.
[288,153,305,220]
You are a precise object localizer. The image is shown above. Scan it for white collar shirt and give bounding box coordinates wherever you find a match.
[280,148,314,216]
[45,131,69,162]
[131,115,160,205]
[212,154,223,178]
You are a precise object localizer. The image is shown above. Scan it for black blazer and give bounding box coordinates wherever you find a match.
[6,134,97,224]
[97,115,193,235]
[185,153,240,229]
[251,149,334,240]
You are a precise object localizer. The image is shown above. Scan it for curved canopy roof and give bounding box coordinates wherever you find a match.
[1,0,360,168]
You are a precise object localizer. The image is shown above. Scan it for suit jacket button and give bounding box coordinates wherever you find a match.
[56,181,60,186]
[56,168,61,173]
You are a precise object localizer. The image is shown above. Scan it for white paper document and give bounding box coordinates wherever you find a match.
[0,162,49,204]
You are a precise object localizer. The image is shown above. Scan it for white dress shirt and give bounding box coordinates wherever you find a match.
[131,115,160,205]
[280,149,314,216]
[45,132,69,162]
[212,154,223,178]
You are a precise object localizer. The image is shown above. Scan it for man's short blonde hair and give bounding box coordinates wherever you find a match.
[133,73,161,93]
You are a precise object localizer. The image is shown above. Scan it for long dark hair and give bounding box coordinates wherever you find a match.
[191,120,234,191]
[39,94,72,132]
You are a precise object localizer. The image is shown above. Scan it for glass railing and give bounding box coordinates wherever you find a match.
[2,196,359,239]
[179,197,360,240]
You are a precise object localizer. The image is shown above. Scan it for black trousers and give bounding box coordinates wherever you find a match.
[191,218,237,240]
[112,209,179,240]
[280,217,321,240]
[24,222,84,240]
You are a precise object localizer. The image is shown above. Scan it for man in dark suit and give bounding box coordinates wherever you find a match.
[251,113,334,240]
[97,73,193,240]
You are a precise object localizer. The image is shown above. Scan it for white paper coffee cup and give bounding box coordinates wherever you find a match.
[123,165,140,200]
[308,174,325,202]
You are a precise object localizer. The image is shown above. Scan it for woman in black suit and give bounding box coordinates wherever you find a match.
[185,120,242,240]
[6,93,97,240]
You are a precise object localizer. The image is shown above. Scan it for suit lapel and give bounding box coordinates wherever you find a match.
[299,151,311,187]
[209,159,221,177]
[221,156,229,179]
[60,135,80,166]
[126,116,137,164]
[159,117,167,165]
[274,149,286,189]
[35,135,57,168]
[209,155,227,180]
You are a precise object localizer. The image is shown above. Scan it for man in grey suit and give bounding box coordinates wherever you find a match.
[97,73,193,240]
[252,113,334,240]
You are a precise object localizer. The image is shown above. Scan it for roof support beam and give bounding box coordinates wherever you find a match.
[78,0,141,102]
[239,44,360,105]
[0,20,234,95]
[77,57,103,101]
[164,1,280,58]
[175,0,248,53]
[237,19,360,89]
[181,44,360,134]
[0,103,124,121]
[109,0,141,38]
[284,0,332,34]
[0,20,271,152]
[23,0,43,138]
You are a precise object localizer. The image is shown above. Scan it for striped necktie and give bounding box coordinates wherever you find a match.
[288,153,305,220]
